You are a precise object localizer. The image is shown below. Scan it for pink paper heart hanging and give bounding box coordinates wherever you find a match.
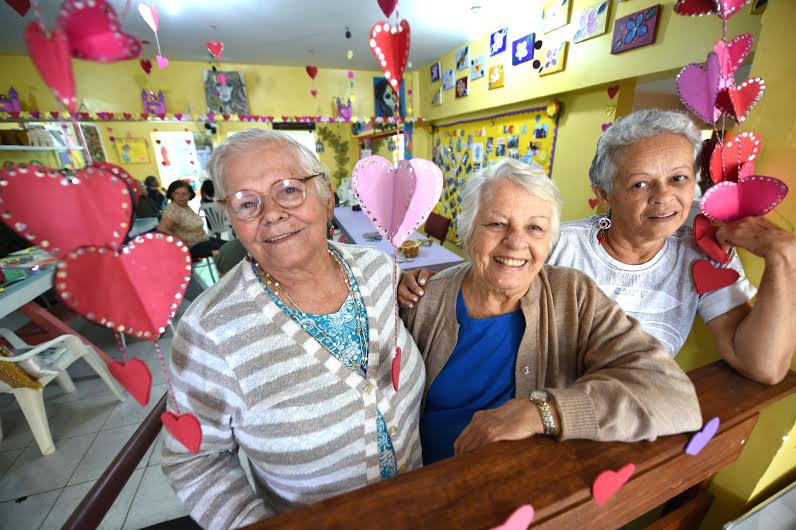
[4,0,29,16]
[0,164,132,256]
[676,52,720,125]
[156,55,169,69]
[137,2,159,33]
[692,259,739,294]
[709,131,761,183]
[738,162,755,180]
[674,0,753,19]
[57,0,142,63]
[54,235,192,338]
[352,155,443,248]
[206,40,224,60]
[305,65,318,79]
[377,0,398,18]
[715,78,765,123]
[109,359,152,406]
[161,411,202,454]
[714,33,753,85]
[700,176,788,222]
[369,20,411,92]
[24,22,76,112]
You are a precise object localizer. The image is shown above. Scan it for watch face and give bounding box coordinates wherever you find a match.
[530,390,547,402]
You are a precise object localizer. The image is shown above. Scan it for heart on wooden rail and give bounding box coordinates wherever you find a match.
[109,359,152,406]
[57,0,141,63]
[709,131,761,184]
[369,20,411,92]
[685,416,720,455]
[592,463,635,506]
[489,505,534,530]
[24,22,76,112]
[161,411,202,454]
[700,176,788,222]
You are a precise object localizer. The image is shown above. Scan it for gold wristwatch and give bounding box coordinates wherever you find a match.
[529,390,556,436]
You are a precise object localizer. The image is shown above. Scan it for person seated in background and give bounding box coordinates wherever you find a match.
[214,237,245,276]
[157,181,224,260]
[200,178,215,203]
[144,175,166,209]
[401,160,701,465]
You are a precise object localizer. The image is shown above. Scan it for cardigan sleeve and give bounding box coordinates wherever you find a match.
[160,315,271,529]
[546,273,703,442]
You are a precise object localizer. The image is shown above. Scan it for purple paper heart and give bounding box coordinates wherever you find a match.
[685,416,720,455]
[676,52,720,125]
[601,122,613,132]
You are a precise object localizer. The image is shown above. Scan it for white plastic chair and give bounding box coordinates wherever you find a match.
[0,329,126,455]
[200,202,233,240]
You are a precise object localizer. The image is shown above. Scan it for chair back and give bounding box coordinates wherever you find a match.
[200,202,232,239]
[424,212,451,244]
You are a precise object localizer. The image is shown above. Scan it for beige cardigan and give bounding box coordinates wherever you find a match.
[401,263,702,442]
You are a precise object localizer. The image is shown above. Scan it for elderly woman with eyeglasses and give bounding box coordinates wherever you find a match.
[161,129,425,529]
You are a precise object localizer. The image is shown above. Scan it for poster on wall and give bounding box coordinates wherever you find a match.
[611,4,660,54]
[542,0,572,34]
[488,65,505,89]
[79,123,106,162]
[442,69,455,90]
[373,77,406,117]
[470,55,486,80]
[490,28,508,56]
[203,70,250,114]
[115,138,149,164]
[572,0,610,43]
[538,41,569,75]
[430,62,441,82]
[152,131,202,206]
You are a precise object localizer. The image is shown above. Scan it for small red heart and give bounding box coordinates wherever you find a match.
[692,259,740,294]
[161,411,202,454]
[174,113,183,120]
[122,112,132,120]
[391,346,401,391]
[601,122,613,132]
[140,113,149,119]
[592,463,635,506]
[155,139,161,144]
[109,359,152,406]
[139,58,152,74]
[79,112,90,120]
[377,0,398,17]
[206,40,224,60]
[607,85,620,99]
[305,64,318,79]
[709,131,761,183]
[189,160,195,165]
[50,111,60,119]
[715,78,765,123]
[310,89,318,98]
[185,139,191,145]
[693,214,729,263]
[5,0,30,17]
[222,114,230,121]
[588,198,598,209]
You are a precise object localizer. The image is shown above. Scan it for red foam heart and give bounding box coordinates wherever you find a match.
[692,259,740,294]
[54,236,192,337]
[693,214,729,264]
[709,132,761,184]
[377,0,398,18]
[4,0,29,16]
[57,0,141,63]
[716,78,765,123]
[714,33,753,82]
[588,198,599,209]
[738,162,755,180]
[392,346,401,391]
[592,463,635,506]
[674,0,752,19]
[206,40,224,60]
[109,359,152,406]
[140,58,152,74]
[607,85,620,99]
[369,20,411,93]
[161,411,202,454]
[0,164,132,256]
[92,162,142,203]
[700,176,788,222]
[305,65,318,79]
[24,22,76,112]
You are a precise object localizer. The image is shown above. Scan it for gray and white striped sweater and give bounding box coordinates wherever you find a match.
[161,243,425,529]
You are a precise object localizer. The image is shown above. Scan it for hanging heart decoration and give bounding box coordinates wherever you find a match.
[709,131,761,183]
[24,22,77,112]
[715,78,765,123]
[692,259,740,294]
[161,411,202,454]
[674,0,753,19]
[109,359,152,406]
[675,52,720,124]
[714,33,753,86]
[206,40,224,60]
[4,0,29,16]
[606,85,620,99]
[391,346,401,391]
[700,176,788,222]
[156,55,169,69]
[352,155,443,248]
[377,0,398,18]
[305,64,318,79]
[368,19,411,91]
[57,0,142,63]
[693,214,729,264]
[0,164,132,256]
[137,2,159,33]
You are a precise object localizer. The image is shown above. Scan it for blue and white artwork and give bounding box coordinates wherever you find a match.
[490,28,508,56]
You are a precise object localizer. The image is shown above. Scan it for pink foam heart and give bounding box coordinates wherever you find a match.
[0,164,132,256]
[714,33,753,84]
[369,20,411,92]
[24,22,76,112]
[352,155,443,248]
[206,40,224,60]
[709,131,761,184]
[137,3,158,33]
[54,236,192,337]
[685,416,720,455]
[57,0,141,63]
[156,55,169,69]
[588,198,599,209]
[716,78,765,123]
[700,176,788,222]
[676,52,720,125]
[692,259,740,294]
[674,0,752,19]
[377,0,398,18]
[109,359,152,406]
[489,505,534,530]
[738,162,755,180]
[592,463,635,507]
[391,346,401,391]
[161,411,202,454]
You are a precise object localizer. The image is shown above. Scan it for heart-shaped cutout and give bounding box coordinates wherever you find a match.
[692,259,740,294]
[352,155,443,248]
[674,0,753,19]
[109,359,152,406]
[715,78,765,123]
[206,40,224,60]
[738,161,755,180]
[24,22,76,112]
[54,235,192,337]
[57,0,142,63]
[156,55,169,69]
[139,59,152,74]
[310,89,318,97]
[489,505,534,530]
[0,164,132,256]
[377,0,398,18]
[305,64,318,79]
[606,85,620,99]
[391,346,401,391]
[709,131,761,183]
[369,20,411,92]
[693,214,729,264]
[700,176,788,222]
[592,463,635,507]
[588,198,599,209]
[137,3,158,33]
[601,122,612,132]
[161,411,202,454]
[685,416,720,455]
[676,52,720,125]
[5,0,30,17]
[714,33,753,84]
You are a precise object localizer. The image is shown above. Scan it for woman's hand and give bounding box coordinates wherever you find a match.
[716,217,796,268]
[453,399,543,455]
[397,268,435,309]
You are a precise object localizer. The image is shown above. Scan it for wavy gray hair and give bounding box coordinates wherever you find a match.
[457,158,563,251]
[589,109,702,194]
[207,128,330,200]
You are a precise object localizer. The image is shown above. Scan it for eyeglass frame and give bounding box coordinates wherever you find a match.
[216,172,326,220]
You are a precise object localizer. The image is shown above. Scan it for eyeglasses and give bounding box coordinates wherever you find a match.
[217,173,324,221]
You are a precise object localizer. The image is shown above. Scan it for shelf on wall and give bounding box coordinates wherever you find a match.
[353,127,402,142]
[0,145,83,152]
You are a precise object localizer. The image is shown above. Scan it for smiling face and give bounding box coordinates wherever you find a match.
[596,133,696,244]
[222,142,332,273]
[466,179,553,296]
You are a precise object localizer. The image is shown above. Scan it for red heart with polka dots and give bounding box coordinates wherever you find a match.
[369,19,411,93]
[709,132,761,184]
[57,0,141,63]
[715,78,765,123]
[0,164,132,256]
[54,236,192,338]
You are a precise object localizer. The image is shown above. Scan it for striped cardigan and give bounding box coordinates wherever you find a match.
[161,243,425,529]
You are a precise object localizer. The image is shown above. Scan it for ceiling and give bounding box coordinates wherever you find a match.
[0,0,548,70]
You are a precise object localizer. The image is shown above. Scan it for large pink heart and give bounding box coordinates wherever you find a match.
[352,156,443,248]
[714,33,753,85]
[369,20,411,92]
[57,0,141,63]
[54,235,192,338]
[700,176,788,222]
[24,22,76,112]
[0,164,132,256]
[674,0,753,19]
[676,52,720,125]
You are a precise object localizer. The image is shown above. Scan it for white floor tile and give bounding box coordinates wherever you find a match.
[104,384,167,431]
[146,430,164,467]
[122,464,187,530]
[68,424,152,486]
[47,392,120,441]
[0,432,95,502]
[0,488,61,530]
[0,449,22,481]
[43,374,119,406]
[0,412,33,452]
[40,467,145,530]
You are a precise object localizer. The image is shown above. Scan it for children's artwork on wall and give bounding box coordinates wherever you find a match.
[0,87,21,113]
[512,33,543,66]
[538,40,569,75]
[202,70,249,114]
[490,28,508,56]
[472,142,484,164]
[455,76,469,98]
[79,123,106,162]
[115,138,149,164]
[432,88,442,106]
[611,4,660,54]
[373,77,406,117]
[152,131,201,199]
[542,0,572,34]
[443,68,455,90]
[488,65,505,89]
[335,97,352,121]
[430,62,441,82]
[141,90,166,115]
[193,133,213,170]
[470,56,486,80]
[456,46,469,70]
[573,0,610,43]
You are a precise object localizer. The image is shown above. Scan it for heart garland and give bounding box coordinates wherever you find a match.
[709,131,761,183]
[368,20,411,93]
[700,176,788,222]
[57,0,141,63]
[715,78,765,123]
[675,52,720,125]
[714,33,753,86]
[24,22,77,112]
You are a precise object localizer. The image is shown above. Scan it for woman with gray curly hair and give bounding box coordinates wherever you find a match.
[161,129,426,529]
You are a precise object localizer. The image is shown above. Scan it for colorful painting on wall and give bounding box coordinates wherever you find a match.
[490,28,508,56]
[512,33,542,66]
[432,88,442,106]
[488,65,505,89]
[202,70,249,115]
[573,0,610,43]
[114,137,149,164]
[470,55,486,80]
[611,4,660,54]
[538,41,569,75]
[542,0,571,34]
[455,76,469,98]
[430,61,441,82]
[443,68,455,90]
[456,46,469,70]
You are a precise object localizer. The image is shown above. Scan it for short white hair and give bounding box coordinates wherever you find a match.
[207,128,330,199]
[457,158,563,250]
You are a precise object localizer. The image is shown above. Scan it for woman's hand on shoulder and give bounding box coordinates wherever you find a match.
[397,268,435,309]
[453,399,542,456]
[716,217,796,268]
